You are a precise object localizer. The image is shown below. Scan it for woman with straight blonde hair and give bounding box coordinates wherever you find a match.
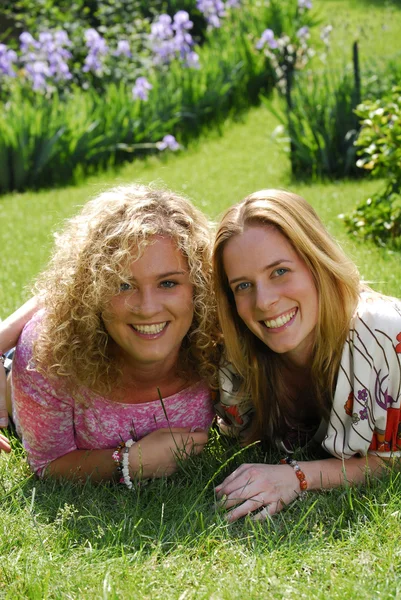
[0,183,220,483]
[213,189,401,522]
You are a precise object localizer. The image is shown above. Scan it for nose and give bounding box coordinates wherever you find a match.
[254,283,279,312]
[127,288,161,317]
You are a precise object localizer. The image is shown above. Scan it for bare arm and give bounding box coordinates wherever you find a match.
[0,296,40,353]
[215,454,390,522]
[0,297,40,431]
[44,428,208,482]
[0,360,7,430]
[301,454,385,489]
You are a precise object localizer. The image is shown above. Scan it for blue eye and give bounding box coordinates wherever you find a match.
[274,268,288,277]
[235,282,251,292]
[160,280,177,289]
[119,282,132,292]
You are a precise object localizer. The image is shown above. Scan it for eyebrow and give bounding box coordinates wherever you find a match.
[156,270,187,279]
[129,270,188,281]
[228,260,293,285]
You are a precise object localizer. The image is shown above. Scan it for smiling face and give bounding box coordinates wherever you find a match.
[222,225,319,367]
[103,236,194,371]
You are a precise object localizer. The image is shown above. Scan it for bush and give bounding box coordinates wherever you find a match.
[343,86,401,248]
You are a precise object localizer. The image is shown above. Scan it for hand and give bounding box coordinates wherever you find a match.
[129,427,208,479]
[0,432,11,453]
[215,463,301,522]
[0,361,8,429]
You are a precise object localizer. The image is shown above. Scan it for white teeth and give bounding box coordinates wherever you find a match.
[132,322,167,334]
[264,310,296,329]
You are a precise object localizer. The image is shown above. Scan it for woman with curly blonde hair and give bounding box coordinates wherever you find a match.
[0,184,219,483]
[213,189,401,522]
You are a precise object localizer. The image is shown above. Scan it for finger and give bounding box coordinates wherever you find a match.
[173,431,208,448]
[191,441,207,455]
[252,498,286,520]
[188,430,208,444]
[251,506,272,522]
[215,464,252,496]
[0,408,8,429]
[224,498,266,523]
[221,491,265,511]
[0,433,11,453]
[216,469,256,499]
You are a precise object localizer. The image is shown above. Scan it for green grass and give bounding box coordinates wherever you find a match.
[2,1,401,597]
[3,433,401,598]
[0,102,399,317]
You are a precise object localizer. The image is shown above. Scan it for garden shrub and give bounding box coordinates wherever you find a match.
[343,86,401,249]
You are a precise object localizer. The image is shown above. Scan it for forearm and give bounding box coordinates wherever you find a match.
[44,448,117,482]
[0,297,40,353]
[300,454,388,490]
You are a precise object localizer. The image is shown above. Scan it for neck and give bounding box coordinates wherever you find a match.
[280,353,312,372]
[116,348,183,390]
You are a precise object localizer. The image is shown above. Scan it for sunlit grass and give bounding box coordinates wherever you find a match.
[1,1,401,597]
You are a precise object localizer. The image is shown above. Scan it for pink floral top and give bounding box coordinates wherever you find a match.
[12,315,215,476]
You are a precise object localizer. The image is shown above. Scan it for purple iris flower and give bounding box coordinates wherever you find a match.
[298,0,312,9]
[296,26,310,40]
[0,44,17,77]
[54,31,71,46]
[26,60,50,90]
[83,28,108,75]
[149,11,196,66]
[186,51,200,68]
[196,0,226,28]
[19,32,40,51]
[18,29,73,89]
[115,40,132,58]
[132,76,153,101]
[173,11,193,30]
[156,135,180,151]
[256,29,278,50]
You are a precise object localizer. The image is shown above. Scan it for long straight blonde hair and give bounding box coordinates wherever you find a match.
[213,190,362,442]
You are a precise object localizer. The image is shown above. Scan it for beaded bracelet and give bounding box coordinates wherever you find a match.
[112,438,136,490]
[280,456,308,499]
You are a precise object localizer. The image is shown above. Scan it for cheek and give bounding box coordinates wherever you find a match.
[234,297,252,322]
[184,286,195,311]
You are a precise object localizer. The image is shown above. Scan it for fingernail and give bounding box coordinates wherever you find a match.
[190,426,204,433]
[0,418,8,427]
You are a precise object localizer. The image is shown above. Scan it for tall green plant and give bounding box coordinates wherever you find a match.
[265,63,362,179]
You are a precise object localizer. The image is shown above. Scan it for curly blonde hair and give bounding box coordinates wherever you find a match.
[213,189,363,442]
[34,184,220,394]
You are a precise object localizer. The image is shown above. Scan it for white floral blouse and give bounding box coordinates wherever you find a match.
[215,292,401,458]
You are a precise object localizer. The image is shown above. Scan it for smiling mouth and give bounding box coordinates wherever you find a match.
[263,308,297,329]
[131,322,168,335]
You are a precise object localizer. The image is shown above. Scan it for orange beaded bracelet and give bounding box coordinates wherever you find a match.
[280,456,308,499]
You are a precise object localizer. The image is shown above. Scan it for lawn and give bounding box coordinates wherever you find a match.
[1,1,401,598]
